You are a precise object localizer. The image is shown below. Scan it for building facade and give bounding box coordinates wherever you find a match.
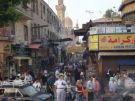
[119,0,135,24]
[3,0,65,76]
[88,18,135,76]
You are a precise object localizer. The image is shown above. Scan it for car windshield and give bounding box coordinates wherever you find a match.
[20,86,39,97]
[120,88,135,96]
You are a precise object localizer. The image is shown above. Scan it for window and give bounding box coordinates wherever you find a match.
[41,3,43,19]
[38,24,40,39]
[34,24,37,39]
[43,5,45,15]
[24,25,28,41]
[21,86,38,97]
[32,0,35,12]
[35,0,38,15]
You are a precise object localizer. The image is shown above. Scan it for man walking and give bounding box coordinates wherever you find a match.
[87,76,94,101]
[54,73,67,101]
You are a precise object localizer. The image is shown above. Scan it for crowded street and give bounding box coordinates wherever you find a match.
[0,0,135,101]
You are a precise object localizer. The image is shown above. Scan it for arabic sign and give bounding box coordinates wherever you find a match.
[99,34,135,50]
[89,35,98,50]
[89,35,98,42]
[89,43,98,50]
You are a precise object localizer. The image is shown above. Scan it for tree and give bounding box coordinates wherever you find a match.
[0,0,31,26]
[103,8,120,18]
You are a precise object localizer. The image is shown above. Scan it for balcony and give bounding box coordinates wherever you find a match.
[11,44,31,56]
[90,25,135,34]
[16,4,32,20]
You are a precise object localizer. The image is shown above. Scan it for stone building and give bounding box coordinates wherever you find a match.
[2,0,65,77]
[119,0,135,24]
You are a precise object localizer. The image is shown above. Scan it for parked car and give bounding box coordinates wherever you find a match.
[0,81,52,101]
[111,87,135,101]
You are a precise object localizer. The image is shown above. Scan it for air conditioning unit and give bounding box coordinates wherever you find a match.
[24,41,28,46]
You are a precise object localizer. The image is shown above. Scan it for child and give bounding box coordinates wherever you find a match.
[82,86,87,101]
[65,81,72,101]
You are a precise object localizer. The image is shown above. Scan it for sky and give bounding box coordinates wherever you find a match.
[44,0,122,28]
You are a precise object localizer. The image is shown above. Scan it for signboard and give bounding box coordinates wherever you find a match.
[0,36,9,41]
[89,35,98,50]
[89,35,98,42]
[89,43,98,50]
[66,45,85,53]
[99,34,135,50]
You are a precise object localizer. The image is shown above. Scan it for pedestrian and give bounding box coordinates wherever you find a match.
[24,72,33,82]
[42,70,48,85]
[87,77,94,101]
[82,86,87,101]
[76,80,83,101]
[46,75,55,99]
[109,77,117,95]
[80,70,85,85]
[55,68,60,80]
[14,76,22,85]
[54,73,67,101]
[33,79,41,91]
[93,77,101,98]
[65,81,72,101]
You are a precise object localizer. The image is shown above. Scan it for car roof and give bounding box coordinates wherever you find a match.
[0,80,32,88]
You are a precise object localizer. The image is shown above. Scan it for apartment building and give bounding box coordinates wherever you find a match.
[5,0,64,76]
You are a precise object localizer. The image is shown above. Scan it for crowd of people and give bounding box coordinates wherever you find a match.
[2,61,135,101]
[108,69,135,95]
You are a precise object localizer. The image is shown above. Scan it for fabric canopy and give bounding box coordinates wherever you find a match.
[117,60,135,65]
[29,44,41,49]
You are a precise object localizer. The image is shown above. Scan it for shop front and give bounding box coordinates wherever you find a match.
[11,44,32,74]
[98,53,135,75]
[0,40,11,78]
[89,34,135,75]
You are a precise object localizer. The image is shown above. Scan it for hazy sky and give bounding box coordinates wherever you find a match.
[44,0,122,27]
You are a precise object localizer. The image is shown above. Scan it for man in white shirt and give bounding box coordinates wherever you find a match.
[54,73,67,101]
[87,77,94,101]
[14,76,22,85]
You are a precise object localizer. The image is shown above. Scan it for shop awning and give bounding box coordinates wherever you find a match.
[14,56,31,60]
[48,38,72,42]
[117,60,135,65]
[29,44,41,49]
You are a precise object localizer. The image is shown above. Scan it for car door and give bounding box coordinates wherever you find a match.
[15,89,32,101]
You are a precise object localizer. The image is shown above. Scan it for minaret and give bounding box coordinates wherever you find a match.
[56,0,66,26]
[74,20,79,30]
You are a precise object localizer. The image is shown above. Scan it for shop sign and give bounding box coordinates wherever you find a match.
[89,43,98,50]
[0,36,9,41]
[99,34,135,50]
[88,35,98,50]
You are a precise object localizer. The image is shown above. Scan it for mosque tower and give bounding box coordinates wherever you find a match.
[56,0,66,25]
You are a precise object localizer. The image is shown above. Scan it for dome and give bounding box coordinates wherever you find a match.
[65,17,73,28]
